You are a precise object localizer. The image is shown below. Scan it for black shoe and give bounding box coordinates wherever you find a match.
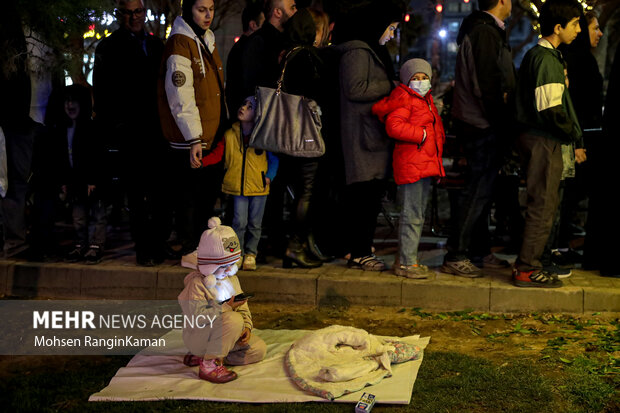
[551,249,581,269]
[84,245,103,265]
[65,245,85,263]
[543,263,571,279]
[283,247,322,268]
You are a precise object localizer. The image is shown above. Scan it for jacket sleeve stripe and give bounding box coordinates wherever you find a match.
[535,83,564,112]
[165,54,203,142]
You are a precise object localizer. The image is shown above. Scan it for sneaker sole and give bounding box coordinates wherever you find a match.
[394,270,429,279]
[513,279,563,288]
[440,264,483,278]
[348,261,386,272]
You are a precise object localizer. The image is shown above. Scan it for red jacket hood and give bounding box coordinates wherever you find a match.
[372,84,431,122]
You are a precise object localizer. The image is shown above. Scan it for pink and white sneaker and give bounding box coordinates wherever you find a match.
[198,359,237,383]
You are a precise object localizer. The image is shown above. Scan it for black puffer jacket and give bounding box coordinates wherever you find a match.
[452,11,517,133]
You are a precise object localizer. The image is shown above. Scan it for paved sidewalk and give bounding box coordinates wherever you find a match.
[1,242,618,314]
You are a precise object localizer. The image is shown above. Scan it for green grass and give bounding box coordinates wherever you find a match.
[1,351,617,413]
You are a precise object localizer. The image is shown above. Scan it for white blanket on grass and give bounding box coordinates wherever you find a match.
[89,328,430,404]
[286,325,424,400]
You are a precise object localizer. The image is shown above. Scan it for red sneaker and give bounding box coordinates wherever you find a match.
[198,359,238,383]
[512,268,563,288]
[183,352,203,367]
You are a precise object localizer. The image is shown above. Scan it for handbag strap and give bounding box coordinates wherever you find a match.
[276,46,304,95]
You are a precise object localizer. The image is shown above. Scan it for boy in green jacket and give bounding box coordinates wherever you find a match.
[513,0,586,288]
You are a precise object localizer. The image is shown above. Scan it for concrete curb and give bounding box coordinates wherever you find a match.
[1,259,619,313]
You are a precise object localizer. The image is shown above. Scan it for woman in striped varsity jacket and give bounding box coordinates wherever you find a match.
[158,0,226,166]
[157,0,228,253]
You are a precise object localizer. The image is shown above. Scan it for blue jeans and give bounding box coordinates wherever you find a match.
[232,195,267,256]
[398,178,431,266]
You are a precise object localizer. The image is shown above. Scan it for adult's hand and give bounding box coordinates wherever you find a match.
[575,148,587,164]
[190,143,203,169]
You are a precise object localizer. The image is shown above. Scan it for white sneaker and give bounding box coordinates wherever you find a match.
[242,254,257,271]
[181,250,198,269]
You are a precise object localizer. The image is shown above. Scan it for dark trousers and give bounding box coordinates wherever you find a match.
[119,124,173,261]
[281,156,319,241]
[73,196,107,248]
[171,149,220,250]
[516,132,563,271]
[344,179,386,259]
[1,121,36,250]
[446,124,503,261]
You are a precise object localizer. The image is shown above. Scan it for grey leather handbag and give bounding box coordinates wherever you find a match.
[249,48,325,158]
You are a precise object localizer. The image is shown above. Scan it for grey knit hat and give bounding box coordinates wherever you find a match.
[399,58,432,84]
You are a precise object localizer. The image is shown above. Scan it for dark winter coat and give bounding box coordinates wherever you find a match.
[93,27,163,135]
[559,17,603,133]
[240,22,286,95]
[226,34,250,114]
[452,11,517,132]
[280,9,327,106]
[373,84,446,185]
[33,120,105,200]
[335,40,393,185]
[604,43,620,138]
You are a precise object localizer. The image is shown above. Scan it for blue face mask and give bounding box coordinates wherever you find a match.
[408,79,431,97]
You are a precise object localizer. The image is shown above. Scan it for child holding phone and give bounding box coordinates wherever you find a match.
[178,217,266,383]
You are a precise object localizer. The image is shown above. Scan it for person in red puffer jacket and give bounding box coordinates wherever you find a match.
[373,58,445,279]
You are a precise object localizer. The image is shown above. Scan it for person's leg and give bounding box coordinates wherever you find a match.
[516,134,563,271]
[398,179,431,266]
[203,311,245,360]
[72,201,89,249]
[245,195,267,256]
[345,179,386,271]
[193,164,220,243]
[224,333,267,365]
[197,311,243,383]
[351,179,385,259]
[468,203,492,260]
[294,159,318,241]
[232,196,249,254]
[89,197,107,247]
[171,149,196,253]
[446,127,501,262]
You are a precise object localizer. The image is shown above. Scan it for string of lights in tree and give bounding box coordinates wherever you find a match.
[520,0,593,33]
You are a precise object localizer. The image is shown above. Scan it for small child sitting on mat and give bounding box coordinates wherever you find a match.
[178,217,266,383]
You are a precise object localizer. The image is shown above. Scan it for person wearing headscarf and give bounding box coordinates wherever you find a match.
[267,8,329,268]
[332,1,402,271]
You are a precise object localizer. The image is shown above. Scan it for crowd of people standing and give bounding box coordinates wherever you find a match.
[1,0,618,286]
